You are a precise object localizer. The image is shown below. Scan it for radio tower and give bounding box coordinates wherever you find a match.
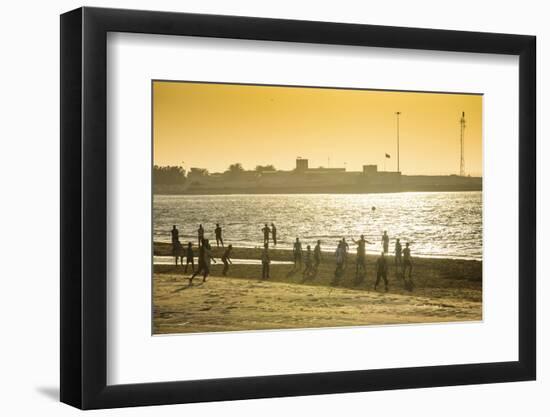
[459,111,466,176]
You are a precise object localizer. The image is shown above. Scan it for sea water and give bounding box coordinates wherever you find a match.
[153,191,482,260]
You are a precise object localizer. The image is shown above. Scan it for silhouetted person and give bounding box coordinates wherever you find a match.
[334,243,345,280]
[189,242,205,285]
[313,240,322,275]
[184,242,194,273]
[353,234,372,249]
[261,243,270,279]
[341,238,350,267]
[293,237,303,268]
[262,223,271,246]
[403,242,413,279]
[303,245,313,278]
[394,238,402,275]
[189,239,214,284]
[197,224,204,247]
[173,238,184,266]
[221,244,233,276]
[382,231,389,254]
[375,252,389,291]
[201,239,215,282]
[215,223,224,247]
[271,223,277,246]
[171,225,179,256]
[352,234,372,280]
[171,225,179,242]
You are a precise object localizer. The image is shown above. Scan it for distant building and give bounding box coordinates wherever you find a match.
[304,167,346,174]
[363,165,378,175]
[362,164,401,185]
[154,158,481,194]
[295,158,309,172]
[295,157,346,174]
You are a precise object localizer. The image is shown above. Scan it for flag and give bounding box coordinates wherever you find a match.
[385,153,391,158]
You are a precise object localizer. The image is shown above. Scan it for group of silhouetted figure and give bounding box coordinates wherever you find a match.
[170,223,414,291]
[171,223,233,285]
[291,231,414,291]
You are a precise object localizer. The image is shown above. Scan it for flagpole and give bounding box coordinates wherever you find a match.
[395,111,401,173]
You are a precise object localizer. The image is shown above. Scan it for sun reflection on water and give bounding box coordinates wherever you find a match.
[154,191,482,260]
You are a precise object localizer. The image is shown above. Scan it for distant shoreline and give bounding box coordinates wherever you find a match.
[153,242,482,267]
[154,241,482,262]
[154,184,482,195]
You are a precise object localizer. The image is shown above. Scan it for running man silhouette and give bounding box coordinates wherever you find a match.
[262,223,271,246]
[303,245,313,279]
[271,223,277,246]
[197,224,204,247]
[293,237,303,268]
[189,239,215,284]
[375,251,389,291]
[261,243,270,279]
[184,242,194,273]
[189,242,205,285]
[221,244,233,276]
[382,231,389,254]
[214,223,224,247]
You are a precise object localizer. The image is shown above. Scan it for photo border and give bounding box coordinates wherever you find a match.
[150,78,484,335]
[60,6,536,409]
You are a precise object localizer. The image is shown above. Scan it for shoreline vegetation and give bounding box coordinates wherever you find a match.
[153,242,482,334]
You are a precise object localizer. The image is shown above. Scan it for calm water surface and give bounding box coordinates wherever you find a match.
[154,192,482,260]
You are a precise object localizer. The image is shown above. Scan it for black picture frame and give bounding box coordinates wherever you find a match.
[60,6,536,410]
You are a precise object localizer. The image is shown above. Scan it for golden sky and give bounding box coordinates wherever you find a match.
[153,81,482,176]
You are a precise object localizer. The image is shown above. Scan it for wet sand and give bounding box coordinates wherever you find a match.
[153,242,482,334]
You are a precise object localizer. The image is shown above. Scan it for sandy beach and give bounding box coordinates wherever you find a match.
[153,242,482,334]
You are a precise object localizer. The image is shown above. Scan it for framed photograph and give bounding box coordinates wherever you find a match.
[60,7,536,409]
